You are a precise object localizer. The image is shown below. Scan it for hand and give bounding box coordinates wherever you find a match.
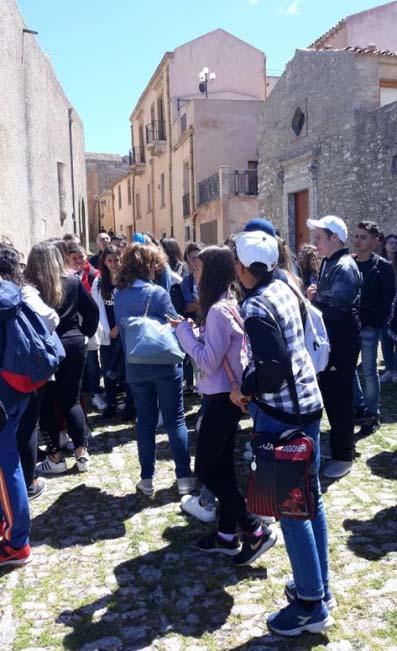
[230,388,252,413]
[109,326,119,339]
[166,315,185,328]
[306,284,317,302]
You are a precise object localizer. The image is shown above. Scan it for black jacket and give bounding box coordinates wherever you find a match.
[356,254,395,329]
[56,275,99,339]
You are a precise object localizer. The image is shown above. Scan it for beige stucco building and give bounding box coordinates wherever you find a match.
[114,29,276,245]
[0,0,88,254]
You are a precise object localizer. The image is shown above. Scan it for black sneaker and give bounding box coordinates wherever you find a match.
[27,478,46,500]
[354,407,367,424]
[356,416,380,439]
[233,526,277,566]
[197,532,240,556]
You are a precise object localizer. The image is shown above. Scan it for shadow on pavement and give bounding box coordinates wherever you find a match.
[343,505,397,560]
[58,523,270,650]
[30,484,181,549]
[366,450,397,480]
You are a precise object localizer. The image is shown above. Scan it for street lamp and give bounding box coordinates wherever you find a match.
[198,66,216,98]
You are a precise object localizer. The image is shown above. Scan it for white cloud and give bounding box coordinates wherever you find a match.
[279,0,303,15]
[248,0,261,6]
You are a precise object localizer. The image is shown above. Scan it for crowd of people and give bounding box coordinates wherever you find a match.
[0,214,396,638]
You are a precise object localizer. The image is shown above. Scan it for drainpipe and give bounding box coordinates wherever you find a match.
[131,171,136,235]
[165,63,174,237]
[68,108,77,234]
[189,128,196,241]
[151,158,155,234]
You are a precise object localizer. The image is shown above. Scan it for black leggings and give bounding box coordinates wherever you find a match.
[40,336,88,452]
[195,393,260,535]
[16,391,41,489]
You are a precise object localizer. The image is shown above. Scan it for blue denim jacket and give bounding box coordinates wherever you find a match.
[114,280,178,383]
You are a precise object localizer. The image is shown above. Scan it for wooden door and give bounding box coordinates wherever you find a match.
[294,189,309,251]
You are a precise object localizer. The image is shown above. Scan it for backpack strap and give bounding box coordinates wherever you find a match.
[256,295,303,429]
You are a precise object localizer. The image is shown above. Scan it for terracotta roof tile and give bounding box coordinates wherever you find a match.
[311,45,397,58]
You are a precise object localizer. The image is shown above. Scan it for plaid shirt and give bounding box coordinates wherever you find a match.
[242,279,323,417]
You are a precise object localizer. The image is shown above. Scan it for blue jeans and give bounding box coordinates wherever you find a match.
[0,378,30,548]
[381,326,397,372]
[82,349,101,395]
[129,365,191,479]
[255,410,329,601]
[353,327,381,417]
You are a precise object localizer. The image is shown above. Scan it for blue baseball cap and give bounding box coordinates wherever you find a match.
[244,217,276,237]
[132,232,146,244]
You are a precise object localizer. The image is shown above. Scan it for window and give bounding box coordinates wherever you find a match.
[136,193,141,219]
[160,173,165,207]
[147,183,152,212]
[292,107,305,136]
[184,225,191,242]
[127,179,132,205]
[118,185,122,210]
[380,80,397,107]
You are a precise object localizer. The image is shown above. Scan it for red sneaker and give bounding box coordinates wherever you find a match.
[0,541,32,567]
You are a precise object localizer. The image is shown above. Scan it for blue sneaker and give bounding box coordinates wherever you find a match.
[267,600,333,636]
[284,579,337,609]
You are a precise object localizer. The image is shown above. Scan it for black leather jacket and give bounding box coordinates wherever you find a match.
[314,249,361,360]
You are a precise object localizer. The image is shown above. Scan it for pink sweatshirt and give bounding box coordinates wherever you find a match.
[176,297,247,395]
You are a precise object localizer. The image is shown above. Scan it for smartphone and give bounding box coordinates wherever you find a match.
[165,313,183,322]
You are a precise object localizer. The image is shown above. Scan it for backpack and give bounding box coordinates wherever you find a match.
[286,282,330,374]
[0,281,65,393]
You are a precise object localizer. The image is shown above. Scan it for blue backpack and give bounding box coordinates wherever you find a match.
[0,281,65,393]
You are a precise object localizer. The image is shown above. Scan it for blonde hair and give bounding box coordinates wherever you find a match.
[25,242,65,309]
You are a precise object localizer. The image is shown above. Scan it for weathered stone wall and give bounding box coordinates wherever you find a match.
[0,0,88,254]
[258,48,397,249]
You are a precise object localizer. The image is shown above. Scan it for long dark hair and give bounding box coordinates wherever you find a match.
[298,243,320,287]
[161,237,183,272]
[198,246,236,321]
[99,245,120,300]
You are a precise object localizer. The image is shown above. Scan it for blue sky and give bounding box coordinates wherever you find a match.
[18,0,384,154]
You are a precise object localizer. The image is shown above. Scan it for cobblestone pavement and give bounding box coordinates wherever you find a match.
[0,384,396,651]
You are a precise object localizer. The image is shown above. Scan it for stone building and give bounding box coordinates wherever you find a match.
[85,153,130,244]
[115,29,277,245]
[257,46,397,251]
[0,0,88,254]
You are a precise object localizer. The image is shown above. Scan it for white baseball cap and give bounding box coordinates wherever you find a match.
[235,230,279,270]
[306,215,348,243]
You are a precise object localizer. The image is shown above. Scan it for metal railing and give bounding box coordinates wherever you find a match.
[129,146,146,165]
[182,192,190,218]
[145,120,166,143]
[229,170,258,196]
[198,173,220,205]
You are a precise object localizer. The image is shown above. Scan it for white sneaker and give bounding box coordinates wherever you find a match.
[76,453,90,473]
[36,457,67,475]
[181,494,217,522]
[380,370,393,383]
[177,477,196,495]
[136,479,154,496]
[92,394,107,410]
[323,460,353,479]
